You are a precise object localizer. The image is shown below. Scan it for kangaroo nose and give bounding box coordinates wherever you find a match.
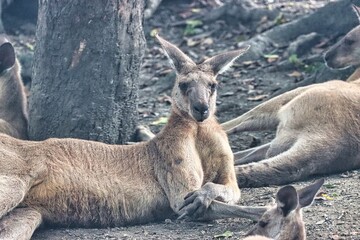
[193,103,209,115]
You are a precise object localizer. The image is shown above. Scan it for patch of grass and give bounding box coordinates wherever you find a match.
[274,13,286,25]
[288,54,322,73]
[323,183,337,189]
[288,54,301,65]
[304,62,322,73]
[184,19,203,36]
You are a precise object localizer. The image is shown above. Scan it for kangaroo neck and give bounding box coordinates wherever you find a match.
[156,108,214,140]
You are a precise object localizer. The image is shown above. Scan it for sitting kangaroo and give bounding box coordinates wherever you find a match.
[243,179,324,240]
[220,5,360,187]
[0,35,28,139]
[0,36,266,239]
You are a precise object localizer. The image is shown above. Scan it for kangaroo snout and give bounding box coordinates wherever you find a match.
[192,102,210,122]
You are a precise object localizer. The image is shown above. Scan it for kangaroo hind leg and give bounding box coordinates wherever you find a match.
[234,131,297,165]
[0,207,42,240]
[236,138,335,187]
[221,85,312,133]
[234,142,271,165]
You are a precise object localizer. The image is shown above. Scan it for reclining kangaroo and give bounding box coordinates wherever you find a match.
[221,5,360,187]
[0,35,271,239]
[243,179,324,240]
[0,35,28,139]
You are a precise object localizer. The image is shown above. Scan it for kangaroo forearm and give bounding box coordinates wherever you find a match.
[200,200,266,221]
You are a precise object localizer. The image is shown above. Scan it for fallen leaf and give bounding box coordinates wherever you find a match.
[320,193,333,200]
[151,117,168,126]
[214,230,233,239]
[150,28,159,37]
[247,94,268,101]
[264,54,280,63]
[202,37,213,46]
[315,219,325,225]
[221,91,235,97]
[186,38,201,47]
[242,61,255,66]
[191,8,201,13]
[287,71,302,78]
[157,95,172,104]
[25,43,35,51]
[330,234,340,240]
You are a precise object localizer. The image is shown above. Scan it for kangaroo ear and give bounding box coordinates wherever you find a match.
[155,35,196,73]
[201,46,250,76]
[276,185,299,216]
[0,42,15,72]
[297,179,324,208]
[352,4,360,22]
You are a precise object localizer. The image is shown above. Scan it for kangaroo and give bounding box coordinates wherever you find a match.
[0,35,28,139]
[0,35,268,239]
[243,179,324,240]
[219,5,360,187]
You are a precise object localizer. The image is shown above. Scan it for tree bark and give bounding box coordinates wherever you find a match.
[29,0,145,144]
[238,0,357,61]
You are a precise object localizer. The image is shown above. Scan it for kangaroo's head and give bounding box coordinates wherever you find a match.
[156,35,249,122]
[324,5,360,69]
[245,179,324,240]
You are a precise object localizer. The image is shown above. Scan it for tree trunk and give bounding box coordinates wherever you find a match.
[29,0,145,144]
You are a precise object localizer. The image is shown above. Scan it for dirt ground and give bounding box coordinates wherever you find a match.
[6,0,360,239]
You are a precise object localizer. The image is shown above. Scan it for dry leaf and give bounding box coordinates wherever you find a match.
[247,94,268,101]
[214,230,233,239]
[221,91,235,97]
[202,37,213,46]
[287,71,302,77]
[330,234,340,240]
[264,54,280,63]
[320,193,333,201]
[151,117,168,126]
[186,38,200,47]
[242,61,255,66]
[315,219,325,225]
[150,28,159,37]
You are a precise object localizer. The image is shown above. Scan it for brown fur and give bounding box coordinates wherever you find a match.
[0,36,257,239]
[0,35,28,139]
[221,6,360,187]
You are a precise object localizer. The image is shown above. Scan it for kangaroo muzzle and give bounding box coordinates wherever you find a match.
[191,101,210,122]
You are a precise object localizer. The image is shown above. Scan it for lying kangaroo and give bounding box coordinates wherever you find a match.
[0,35,28,139]
[220,5,360,187]
[0,35,268,239]
[243,179,324,240]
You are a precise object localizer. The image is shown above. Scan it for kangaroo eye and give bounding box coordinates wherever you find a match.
[258,220,268,228]
[179,82,189,93]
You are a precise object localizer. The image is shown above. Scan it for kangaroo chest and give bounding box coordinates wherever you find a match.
[195,127,233,183]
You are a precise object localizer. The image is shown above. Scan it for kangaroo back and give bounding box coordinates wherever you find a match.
[0,35,28,139]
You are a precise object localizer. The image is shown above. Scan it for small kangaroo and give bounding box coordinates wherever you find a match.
[0,35,28,139]
[0,35,264,239]
[243,179,324,240]
[220,5,360,187]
